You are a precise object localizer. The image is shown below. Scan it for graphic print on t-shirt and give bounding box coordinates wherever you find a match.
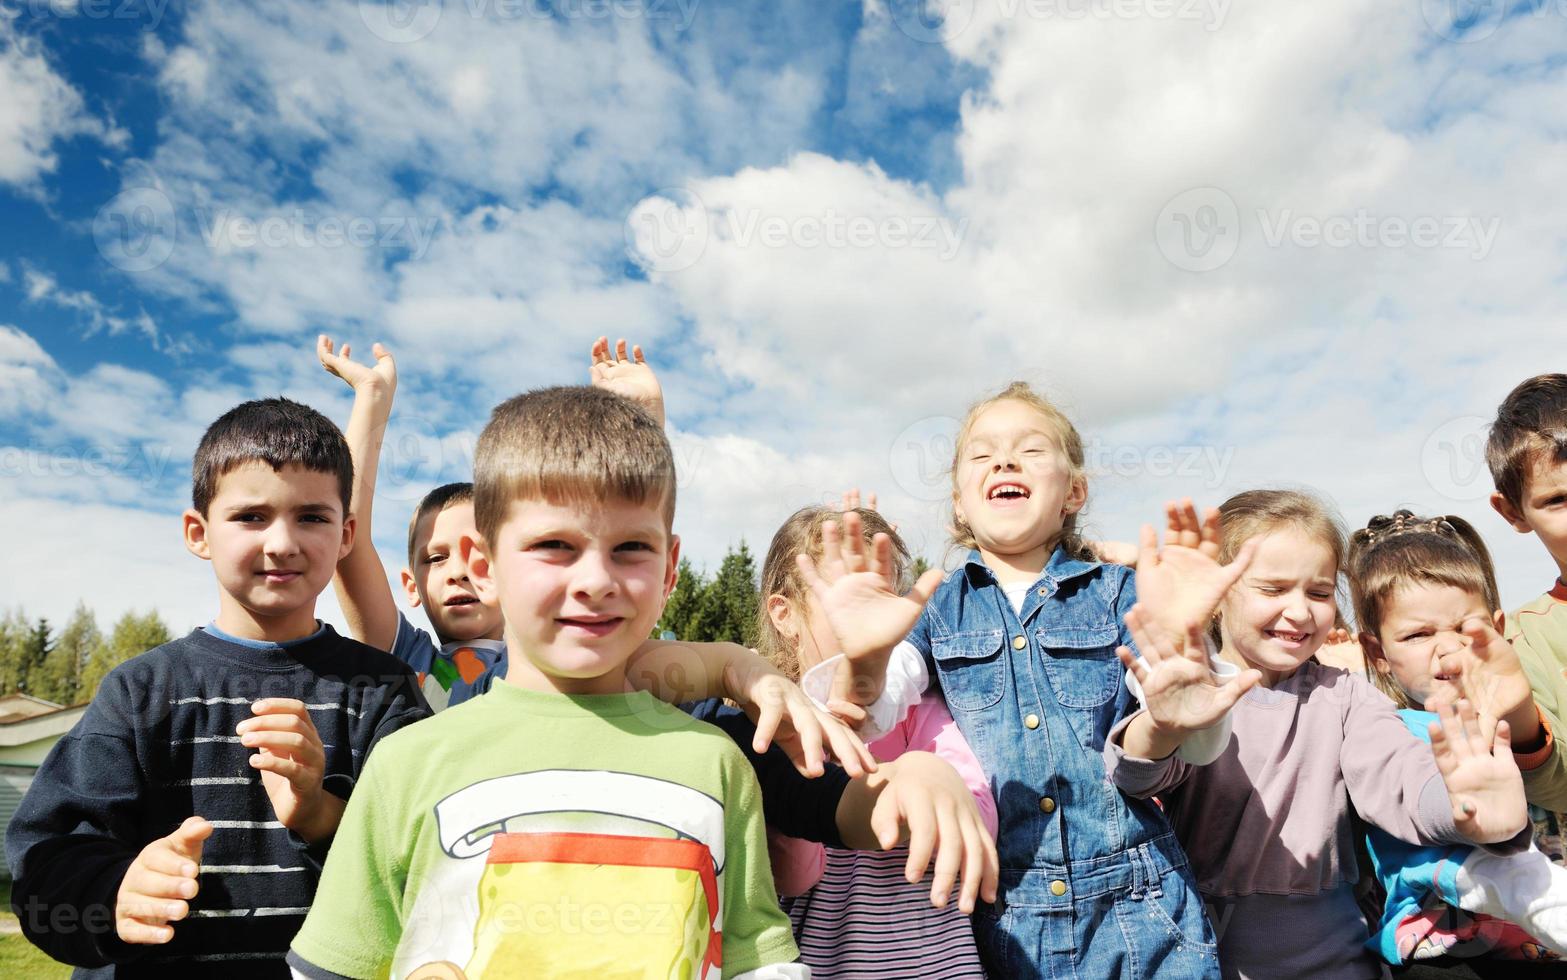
[396,769,728,980]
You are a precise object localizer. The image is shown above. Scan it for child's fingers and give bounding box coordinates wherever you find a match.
[901,793,936,884]
[1492,718,1513,755]
[954,811,986,914]
[795,554,830,598]
[865,490,877,511]
[818,711,876,777]
[249,750,312,785]
[908,568,946,606]
[869,791,903,851]
[868,532,890,583]
[615,338,629,362]
[749,701,783,756]
[820,520,844,575]
[840,512,867,572]
[1115,646,1148,684]
[116,912,176,945]
[795,713,827,778]
[123,865,197,902]
[241,731,323,766]
[1173,498,1202,548]
[841,488,860,511]
[1138,523,1159,568]
[631,344,646,365]
[167,816,213,860]
[1197,507,1223,559]
[927,800,963,908]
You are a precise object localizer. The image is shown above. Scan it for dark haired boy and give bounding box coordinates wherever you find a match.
[5,397,428,977]
[1488,372,1567,811]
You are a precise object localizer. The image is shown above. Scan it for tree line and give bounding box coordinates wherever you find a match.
[0,605,171,708]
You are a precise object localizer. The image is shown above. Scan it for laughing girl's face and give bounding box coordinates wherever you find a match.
[1219,527,1338,684]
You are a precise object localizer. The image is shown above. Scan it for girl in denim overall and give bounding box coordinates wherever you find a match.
[798,383,1255,979]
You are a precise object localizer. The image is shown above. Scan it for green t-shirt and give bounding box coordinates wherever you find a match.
[290,682,801,979]
[1508,584,1567,813]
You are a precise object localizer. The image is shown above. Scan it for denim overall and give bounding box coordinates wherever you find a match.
[907,548,1220,979]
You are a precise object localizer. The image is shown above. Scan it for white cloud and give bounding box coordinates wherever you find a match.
[21,267,165,348]
[0,19,124,189]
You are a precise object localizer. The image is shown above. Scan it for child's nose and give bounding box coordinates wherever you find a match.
[571,551,616,599]
[262,520,301,557]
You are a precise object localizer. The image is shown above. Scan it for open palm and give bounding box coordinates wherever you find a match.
[1119,604,1259,735]
[1135,500,1255,649]
[1430,699,1527,845]
[318,334,396,395]
[589,336,664,423]
[796,512,943,662]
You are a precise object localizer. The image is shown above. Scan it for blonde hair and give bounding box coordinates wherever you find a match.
[1346,510,1501,708]
[756,506,911,681]
[948,381,1094,561]
[1211,489,1348,645]
[473,386,675,548]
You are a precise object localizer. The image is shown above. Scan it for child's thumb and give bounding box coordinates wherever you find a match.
[170,816,213,858]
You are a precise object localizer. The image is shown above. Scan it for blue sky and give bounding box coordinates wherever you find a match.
[3,0,1566,634]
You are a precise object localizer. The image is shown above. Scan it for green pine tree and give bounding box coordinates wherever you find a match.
[34,604,101,705]
[79,610,171,701]
[16,618,52,698]
[656,557,706,640]
[695,542,760,646]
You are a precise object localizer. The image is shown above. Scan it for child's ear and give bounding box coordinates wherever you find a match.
[183,509,211,561]
[1063,473,1088,517]
[1493,608,1507,635]
[1360,632,1390,674]
[337,514,356,563]
[461,533,495,604]
[400,569,422,609]
[765,594,795,642]
[1490,491,1533,533]
[663,535,681,601]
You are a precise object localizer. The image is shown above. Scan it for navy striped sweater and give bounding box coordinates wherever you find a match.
[5,624,429,978]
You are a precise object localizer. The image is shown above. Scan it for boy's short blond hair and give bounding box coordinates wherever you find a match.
[473,385,676,547]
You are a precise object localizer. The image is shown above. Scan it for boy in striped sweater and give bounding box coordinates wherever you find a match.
[5,397,430,978]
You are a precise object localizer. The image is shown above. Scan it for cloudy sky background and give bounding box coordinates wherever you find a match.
[2,0,1563,638]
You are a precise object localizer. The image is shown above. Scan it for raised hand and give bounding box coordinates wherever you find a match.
[1429,699,1528,845]
[795,512,944,664]
[115,816,212,944]
[238,699,344,843]
[1119,604,1261,737]
[1445,617,1533,723]
[1135,499,1256,651]
[1315,627,1366,674]
[318,334,396,396]
[589,336,665,425]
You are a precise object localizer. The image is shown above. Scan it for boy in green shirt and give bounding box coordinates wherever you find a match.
[1488,372,1567,813]
[289,384,806,978]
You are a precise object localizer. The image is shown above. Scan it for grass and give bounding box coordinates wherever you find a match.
[0,881,75,979]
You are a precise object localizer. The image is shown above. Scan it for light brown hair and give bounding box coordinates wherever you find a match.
[756,506,911,681]
[473,386,676,548]
[1487,373,1567,511]
[1346,510,1500,707]
[1212,489,1348,644]
[948,381,1094,561]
